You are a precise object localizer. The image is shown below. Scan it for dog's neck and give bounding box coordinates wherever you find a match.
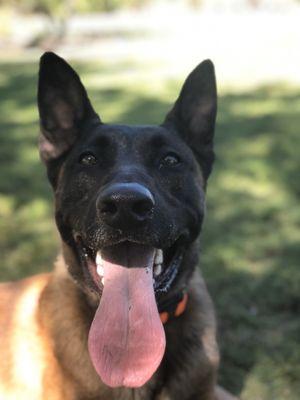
[38,251,216,400]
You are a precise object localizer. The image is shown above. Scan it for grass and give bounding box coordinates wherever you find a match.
[0,58,300,399]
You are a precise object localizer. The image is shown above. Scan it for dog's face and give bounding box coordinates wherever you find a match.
[37,52,217,388]
[38,53,217,298]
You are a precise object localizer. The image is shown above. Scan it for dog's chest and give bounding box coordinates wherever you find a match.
[111,387,169,400]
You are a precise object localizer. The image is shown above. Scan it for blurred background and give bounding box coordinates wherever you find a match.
[0,0,300,399]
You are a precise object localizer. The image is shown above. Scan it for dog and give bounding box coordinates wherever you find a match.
[0,53,238,400]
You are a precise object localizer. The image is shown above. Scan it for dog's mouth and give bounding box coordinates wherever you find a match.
[72,235,185,388]
[74,235,185,295]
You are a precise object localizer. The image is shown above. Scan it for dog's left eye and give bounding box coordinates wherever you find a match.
[160,153,181,168]
[79,152,98,166]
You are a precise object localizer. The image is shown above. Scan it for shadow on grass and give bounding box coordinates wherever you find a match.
[0,60,300,399]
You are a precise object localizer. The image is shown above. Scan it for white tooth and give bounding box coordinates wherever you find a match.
[101,277,105,286]
[97,265,104,277]
[154,249,163,265]
[96,251,102,266]
[154,264,162,277]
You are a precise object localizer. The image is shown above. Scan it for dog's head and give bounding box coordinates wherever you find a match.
[37,52,217,388]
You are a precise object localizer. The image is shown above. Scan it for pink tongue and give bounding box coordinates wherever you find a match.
[88,244,166,388]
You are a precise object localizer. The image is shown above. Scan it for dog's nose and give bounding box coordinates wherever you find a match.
[97,183,155,227]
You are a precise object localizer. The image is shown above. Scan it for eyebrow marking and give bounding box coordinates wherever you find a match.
[149,134,168,148]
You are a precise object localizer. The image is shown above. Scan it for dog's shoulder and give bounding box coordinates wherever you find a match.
[0,268,87,399]
[0,272,50,328]
[0,273,51,399]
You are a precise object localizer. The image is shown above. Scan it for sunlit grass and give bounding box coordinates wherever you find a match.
[0,58,300,399]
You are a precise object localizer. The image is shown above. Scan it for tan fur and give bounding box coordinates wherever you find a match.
[0,261,237,400]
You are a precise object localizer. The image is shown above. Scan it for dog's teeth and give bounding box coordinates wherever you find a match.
[97,265,104,277]
[96,251,102,266]
[101,277,105,286]
[154,263,162,277]
[154,249,163,265]
[82,247,88,258]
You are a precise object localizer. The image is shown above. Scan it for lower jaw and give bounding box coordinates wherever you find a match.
[74,239,185,296]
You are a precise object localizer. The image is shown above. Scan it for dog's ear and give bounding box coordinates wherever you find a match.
[163,60,217,179]
[38,52,101,163]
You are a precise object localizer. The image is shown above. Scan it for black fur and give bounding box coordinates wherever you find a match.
[38,52,219,399]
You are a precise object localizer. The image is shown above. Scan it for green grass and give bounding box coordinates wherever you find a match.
[0,59,300,399]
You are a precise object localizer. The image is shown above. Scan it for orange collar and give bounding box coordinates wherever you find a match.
[159,292,188,324]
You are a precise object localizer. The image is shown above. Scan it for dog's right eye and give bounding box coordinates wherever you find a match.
[79,152,98,166]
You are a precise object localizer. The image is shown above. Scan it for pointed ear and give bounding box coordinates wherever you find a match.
[163,60,217,179]
[38,52,101,163]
